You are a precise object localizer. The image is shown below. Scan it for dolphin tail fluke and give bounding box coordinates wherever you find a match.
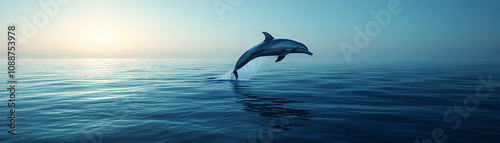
[233,70,239,80]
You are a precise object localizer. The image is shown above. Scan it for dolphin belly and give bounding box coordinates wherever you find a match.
[234,49,265,71]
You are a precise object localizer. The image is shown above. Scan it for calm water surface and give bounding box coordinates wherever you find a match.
[2,58,499,143]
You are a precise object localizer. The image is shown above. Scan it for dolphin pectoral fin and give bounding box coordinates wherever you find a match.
[276,56,286,62]
[275,49,291,62]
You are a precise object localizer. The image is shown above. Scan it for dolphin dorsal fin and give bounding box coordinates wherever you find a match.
[262,32,274,42]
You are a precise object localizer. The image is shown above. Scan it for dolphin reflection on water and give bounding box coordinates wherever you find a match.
[232,82,313,131]
[232,32,313,80]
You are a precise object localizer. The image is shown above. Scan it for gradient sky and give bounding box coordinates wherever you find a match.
[1,0,499,59]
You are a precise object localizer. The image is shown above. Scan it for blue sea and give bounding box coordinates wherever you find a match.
[2,58,500,143]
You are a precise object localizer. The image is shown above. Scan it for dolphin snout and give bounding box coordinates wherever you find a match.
[306,51,313,55]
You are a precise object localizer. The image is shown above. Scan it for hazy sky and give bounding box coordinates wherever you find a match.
[1,0,499,59]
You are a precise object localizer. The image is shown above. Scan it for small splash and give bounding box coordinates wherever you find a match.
[214,57,265,81]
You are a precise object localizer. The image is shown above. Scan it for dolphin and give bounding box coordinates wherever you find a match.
[232,32,313,80]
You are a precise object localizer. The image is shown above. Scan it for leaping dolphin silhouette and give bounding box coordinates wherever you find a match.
[232,32,313,80]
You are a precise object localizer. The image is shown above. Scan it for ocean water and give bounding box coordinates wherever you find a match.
[2,58,500,143]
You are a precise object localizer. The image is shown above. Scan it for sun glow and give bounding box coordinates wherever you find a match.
[52,16,153,57]
[67,18,128,51]
[85,30,116,47]
[63,17,145,56]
